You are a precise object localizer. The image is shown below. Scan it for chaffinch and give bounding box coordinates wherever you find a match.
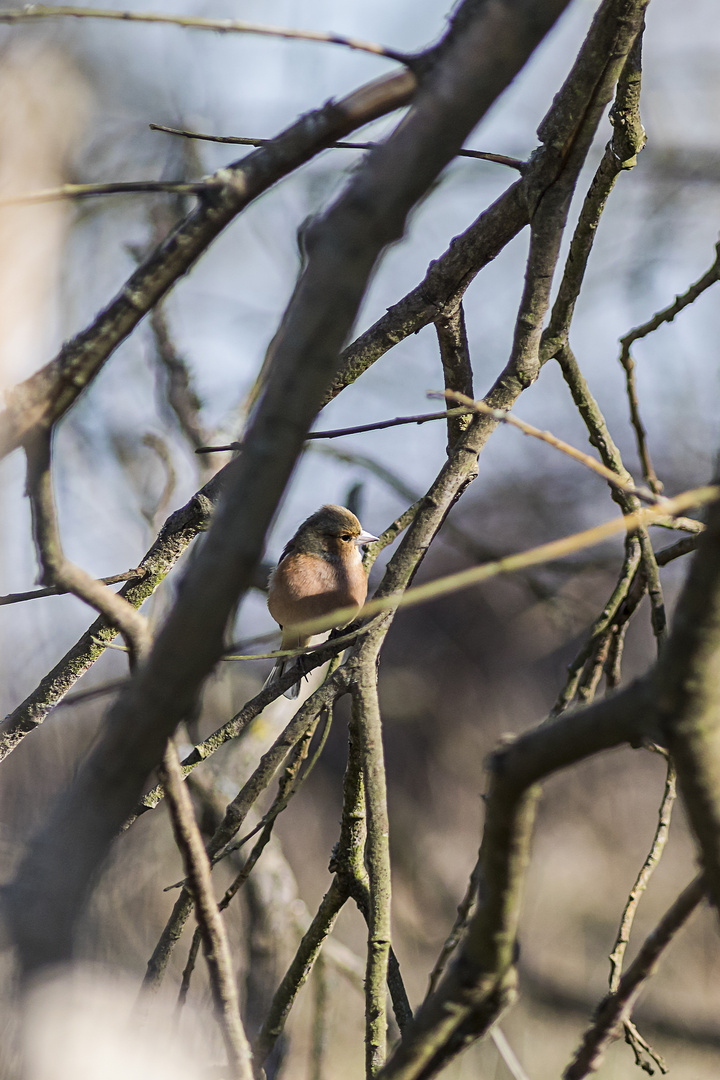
[265,504,379,698]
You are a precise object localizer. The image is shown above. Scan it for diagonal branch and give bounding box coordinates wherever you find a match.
[150,124,525,168]
[0,67,416,460]
[0,6,411,63]
[563,874,705,1080]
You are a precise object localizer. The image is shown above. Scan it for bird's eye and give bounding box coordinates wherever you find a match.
[341,533,352,541]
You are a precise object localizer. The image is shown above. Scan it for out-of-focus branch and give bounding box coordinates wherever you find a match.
[656,494,720,915]
[158,743,253,1080]
[563,875,705,1080]
[0,6,411,63]
[2,180,207,206]
[0,67,417,460]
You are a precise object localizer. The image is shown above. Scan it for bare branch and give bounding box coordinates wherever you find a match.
[608,760,677,992]
[0,6,410,63]
[0,567,144,606]
[0,67,416,460]
[352,666,393,1076]
[621,237,720,352]
[435,304,474,452]
[437,389,659,503]
[0,463,227,760]
[150,123,525,169]
[195,407,474,452]
[157,743,253,1080]
[657,494,720,915]
[1,180,207,206]
[563,875,705,1080]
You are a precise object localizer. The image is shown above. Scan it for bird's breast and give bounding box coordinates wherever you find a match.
[268,551,367,628]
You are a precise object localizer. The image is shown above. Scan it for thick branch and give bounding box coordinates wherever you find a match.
[656,494,720,914]
[0,68,416,460]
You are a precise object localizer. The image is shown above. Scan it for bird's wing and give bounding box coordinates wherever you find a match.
[277,538,297,565]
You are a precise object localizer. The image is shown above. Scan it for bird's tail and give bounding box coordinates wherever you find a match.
[263,657,301,699]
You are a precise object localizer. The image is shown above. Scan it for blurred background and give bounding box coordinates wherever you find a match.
[1,0,719,1076]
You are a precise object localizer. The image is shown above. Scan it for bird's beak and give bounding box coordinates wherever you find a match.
[355,530,379,546]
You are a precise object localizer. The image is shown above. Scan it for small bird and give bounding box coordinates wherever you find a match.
[265,505,379,698]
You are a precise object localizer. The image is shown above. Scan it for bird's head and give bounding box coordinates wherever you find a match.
[296,504,378,559]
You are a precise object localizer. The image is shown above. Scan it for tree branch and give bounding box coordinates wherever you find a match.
[157,743,253,1080]
[563,874,705,1080]
[0,6,411,64]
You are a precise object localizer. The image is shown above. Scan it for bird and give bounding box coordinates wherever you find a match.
[264,505,379,698]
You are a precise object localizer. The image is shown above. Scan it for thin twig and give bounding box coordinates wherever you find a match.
[618,346,662,495]
[158,742,253,1080]
[655,534,700,565]
[0,567,144,606]
[623,1018,668,1075]
[425,861,480,998]
[620,238,720,352]
[437,390,659,504]
[555,344,667,652]
[0,6,411,63]
[563,875,705,1080]
[195,408,474,452]
[608,760,677,991]
[150,124,526,169]
[552,536,641,715]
